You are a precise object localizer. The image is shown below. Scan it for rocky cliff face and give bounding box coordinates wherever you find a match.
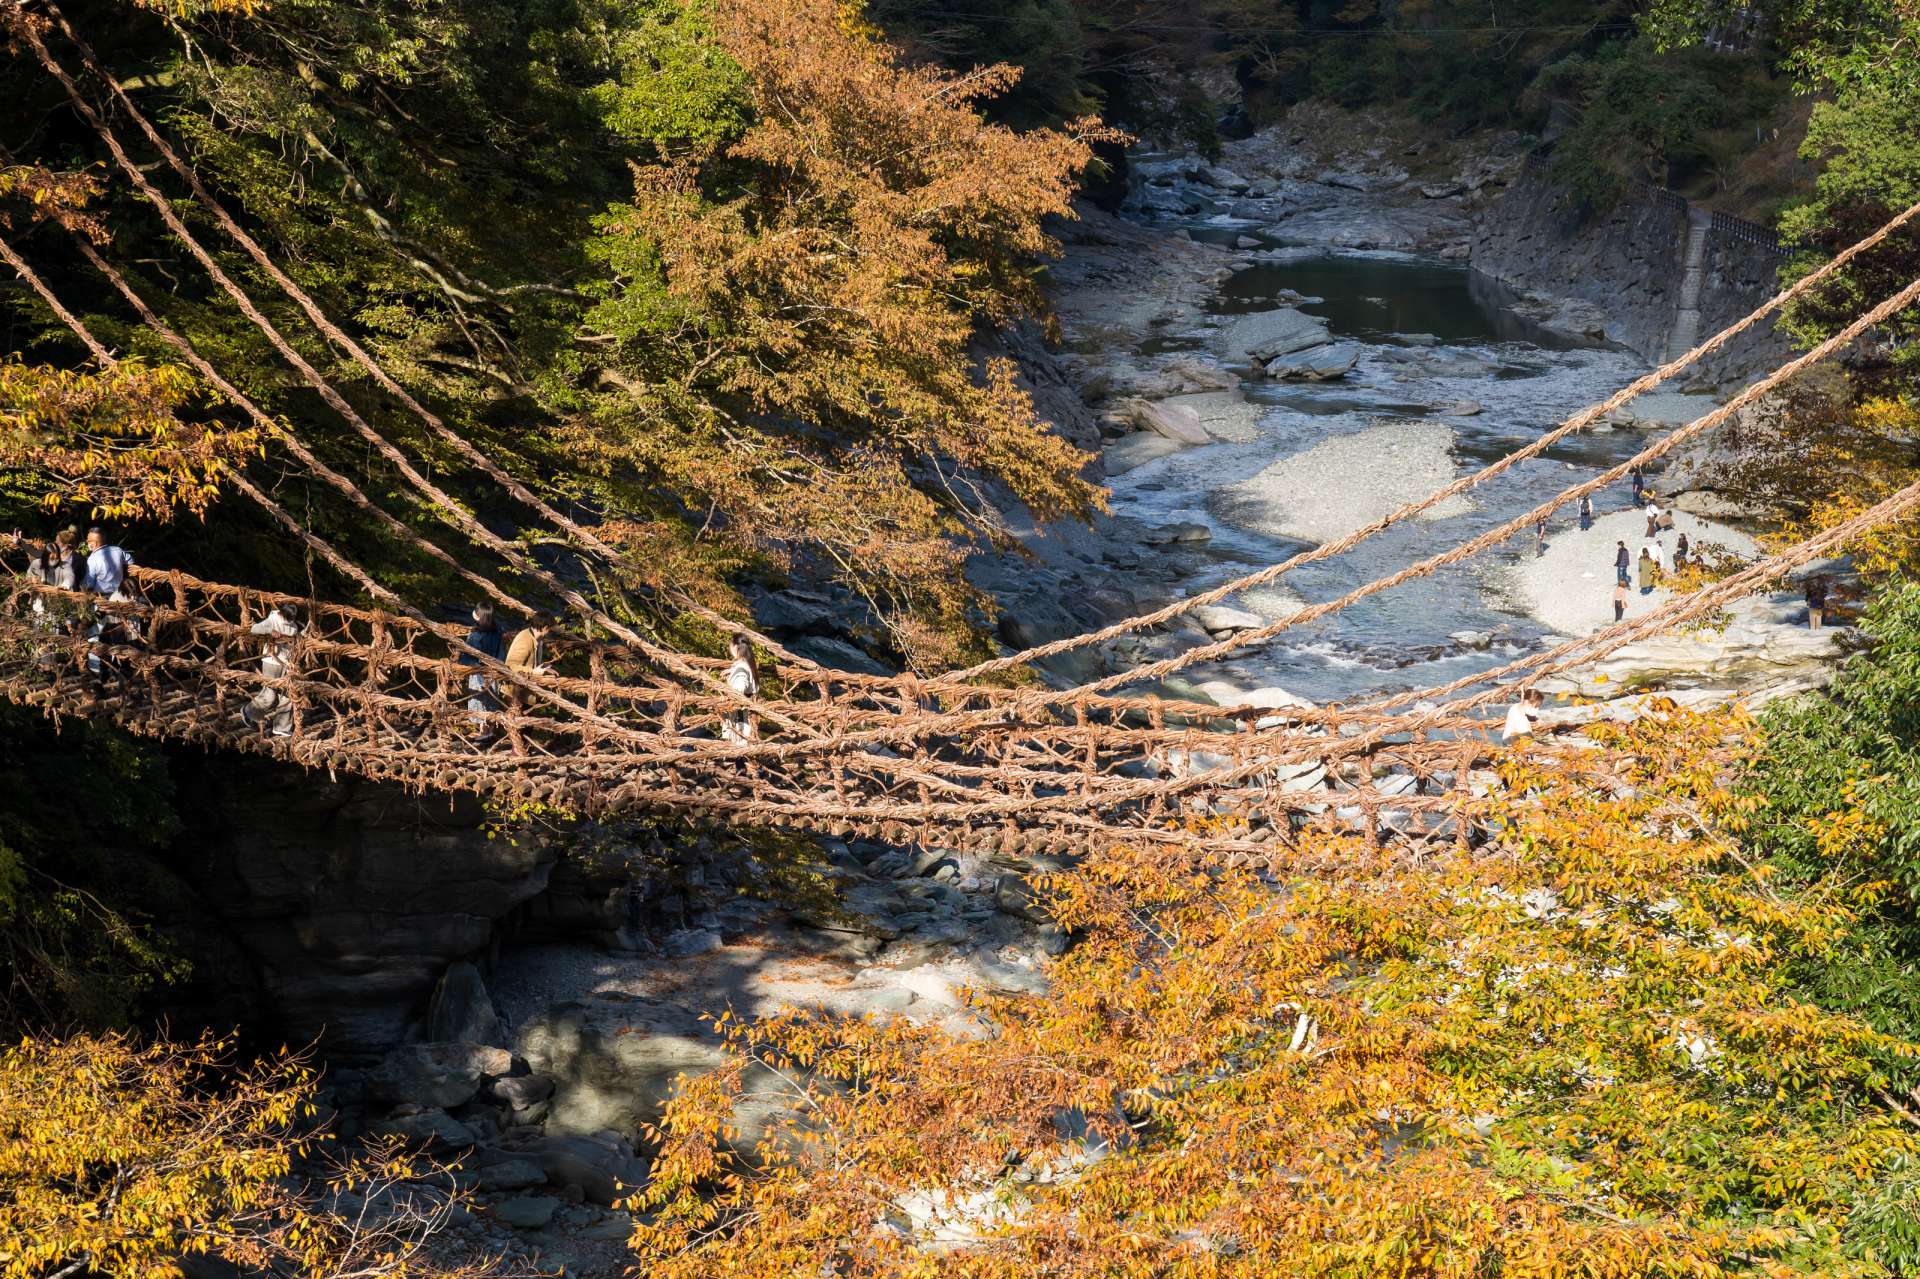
[1472,168,1689,360]
[1471,168,1792,387]
[169,756,561,1061]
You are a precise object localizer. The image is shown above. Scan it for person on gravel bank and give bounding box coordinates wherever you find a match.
[1613,580,1628,622]
[1638,547,1656,595]
[1579,495,1594,531]
[1615,541,1631,586]
[1806,575,1828,630]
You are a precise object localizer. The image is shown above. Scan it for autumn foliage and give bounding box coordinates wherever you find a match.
[581,0,1113,666]
[0,1033,486,1279]
[625,705,1920,1277]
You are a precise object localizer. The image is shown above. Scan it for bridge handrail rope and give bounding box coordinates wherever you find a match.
[935,197,1920,692]
[19,0,1910,721]
[12,0,1919,743]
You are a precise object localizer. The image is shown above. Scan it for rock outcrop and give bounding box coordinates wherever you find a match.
[1471,167,1792,387]
[170,757,561,1060]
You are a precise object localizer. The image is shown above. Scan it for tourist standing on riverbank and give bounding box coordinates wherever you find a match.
[1631,467,1645,506]
[1613,580,1628,621]
[1579,495,1593,530]
[1806,576,1828,630]
[1638,548,1655,594]
[1615,541,1631,586]
[1535,516,1548,558]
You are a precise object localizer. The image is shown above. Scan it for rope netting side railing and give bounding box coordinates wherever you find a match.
[16,0,1920,730]
[0,567,1568,857]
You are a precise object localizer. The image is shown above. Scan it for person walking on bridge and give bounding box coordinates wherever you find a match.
[10,529,83,661]
[80,526,140,679]
[504,611,555,714]
[82,526,132,599]
[459,604,506,740]
[1502,688,1543,742]
[243,601,304,737]
[722,634,760,745]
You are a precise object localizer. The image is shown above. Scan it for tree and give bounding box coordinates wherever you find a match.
[1646,0,1920,365]
[577,0,1111,666]
[0,1033,486,1279]
[622,704,1920,1276]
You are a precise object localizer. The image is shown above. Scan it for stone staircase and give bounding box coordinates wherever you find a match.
[1666,209,1712,361]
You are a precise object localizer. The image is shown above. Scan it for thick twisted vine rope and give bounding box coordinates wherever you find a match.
[27,0,823,679]
[39,0,1915,718]
[0,232,734,744]
[12,0,1920,802]
[24,0,1920,747]
[6,8,828,740]
[938,198,1920,687]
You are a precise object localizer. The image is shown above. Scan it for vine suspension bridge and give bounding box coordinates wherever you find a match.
[4,0,1920,860]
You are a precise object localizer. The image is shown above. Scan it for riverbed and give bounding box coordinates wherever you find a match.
[1082,219,1705,705]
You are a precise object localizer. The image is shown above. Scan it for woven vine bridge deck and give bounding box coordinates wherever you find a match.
[0,565,1581,860]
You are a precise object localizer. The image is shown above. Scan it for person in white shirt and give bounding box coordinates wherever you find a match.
[722,634,759,744]
[1502,688,1543,742]
[243,602,305,737]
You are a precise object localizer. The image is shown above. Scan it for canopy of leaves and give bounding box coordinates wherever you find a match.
[624,704,1920,1276]
[0,1032,490,1279]
[1,0,1105,665]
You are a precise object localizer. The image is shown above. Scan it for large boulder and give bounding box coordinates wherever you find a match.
[170,758,561,1061]
[494,1132,649,1206]
[1120,398,1211,446]
[1264,344,1360,381]
[366,1042,516,1109]
[1191,605,1264,635]
[1211,307,1332,365]
[425,962,504,1047]
[367,1108,477,1149]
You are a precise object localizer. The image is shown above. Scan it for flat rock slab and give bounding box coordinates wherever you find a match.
[1210,307,1332,365]
[1104,432,1186,475]
[1209,419,1472,544]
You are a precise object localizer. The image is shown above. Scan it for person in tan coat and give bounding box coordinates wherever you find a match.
[504,611,555,712]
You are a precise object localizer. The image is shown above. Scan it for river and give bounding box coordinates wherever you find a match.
[1099,218,1670,706]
